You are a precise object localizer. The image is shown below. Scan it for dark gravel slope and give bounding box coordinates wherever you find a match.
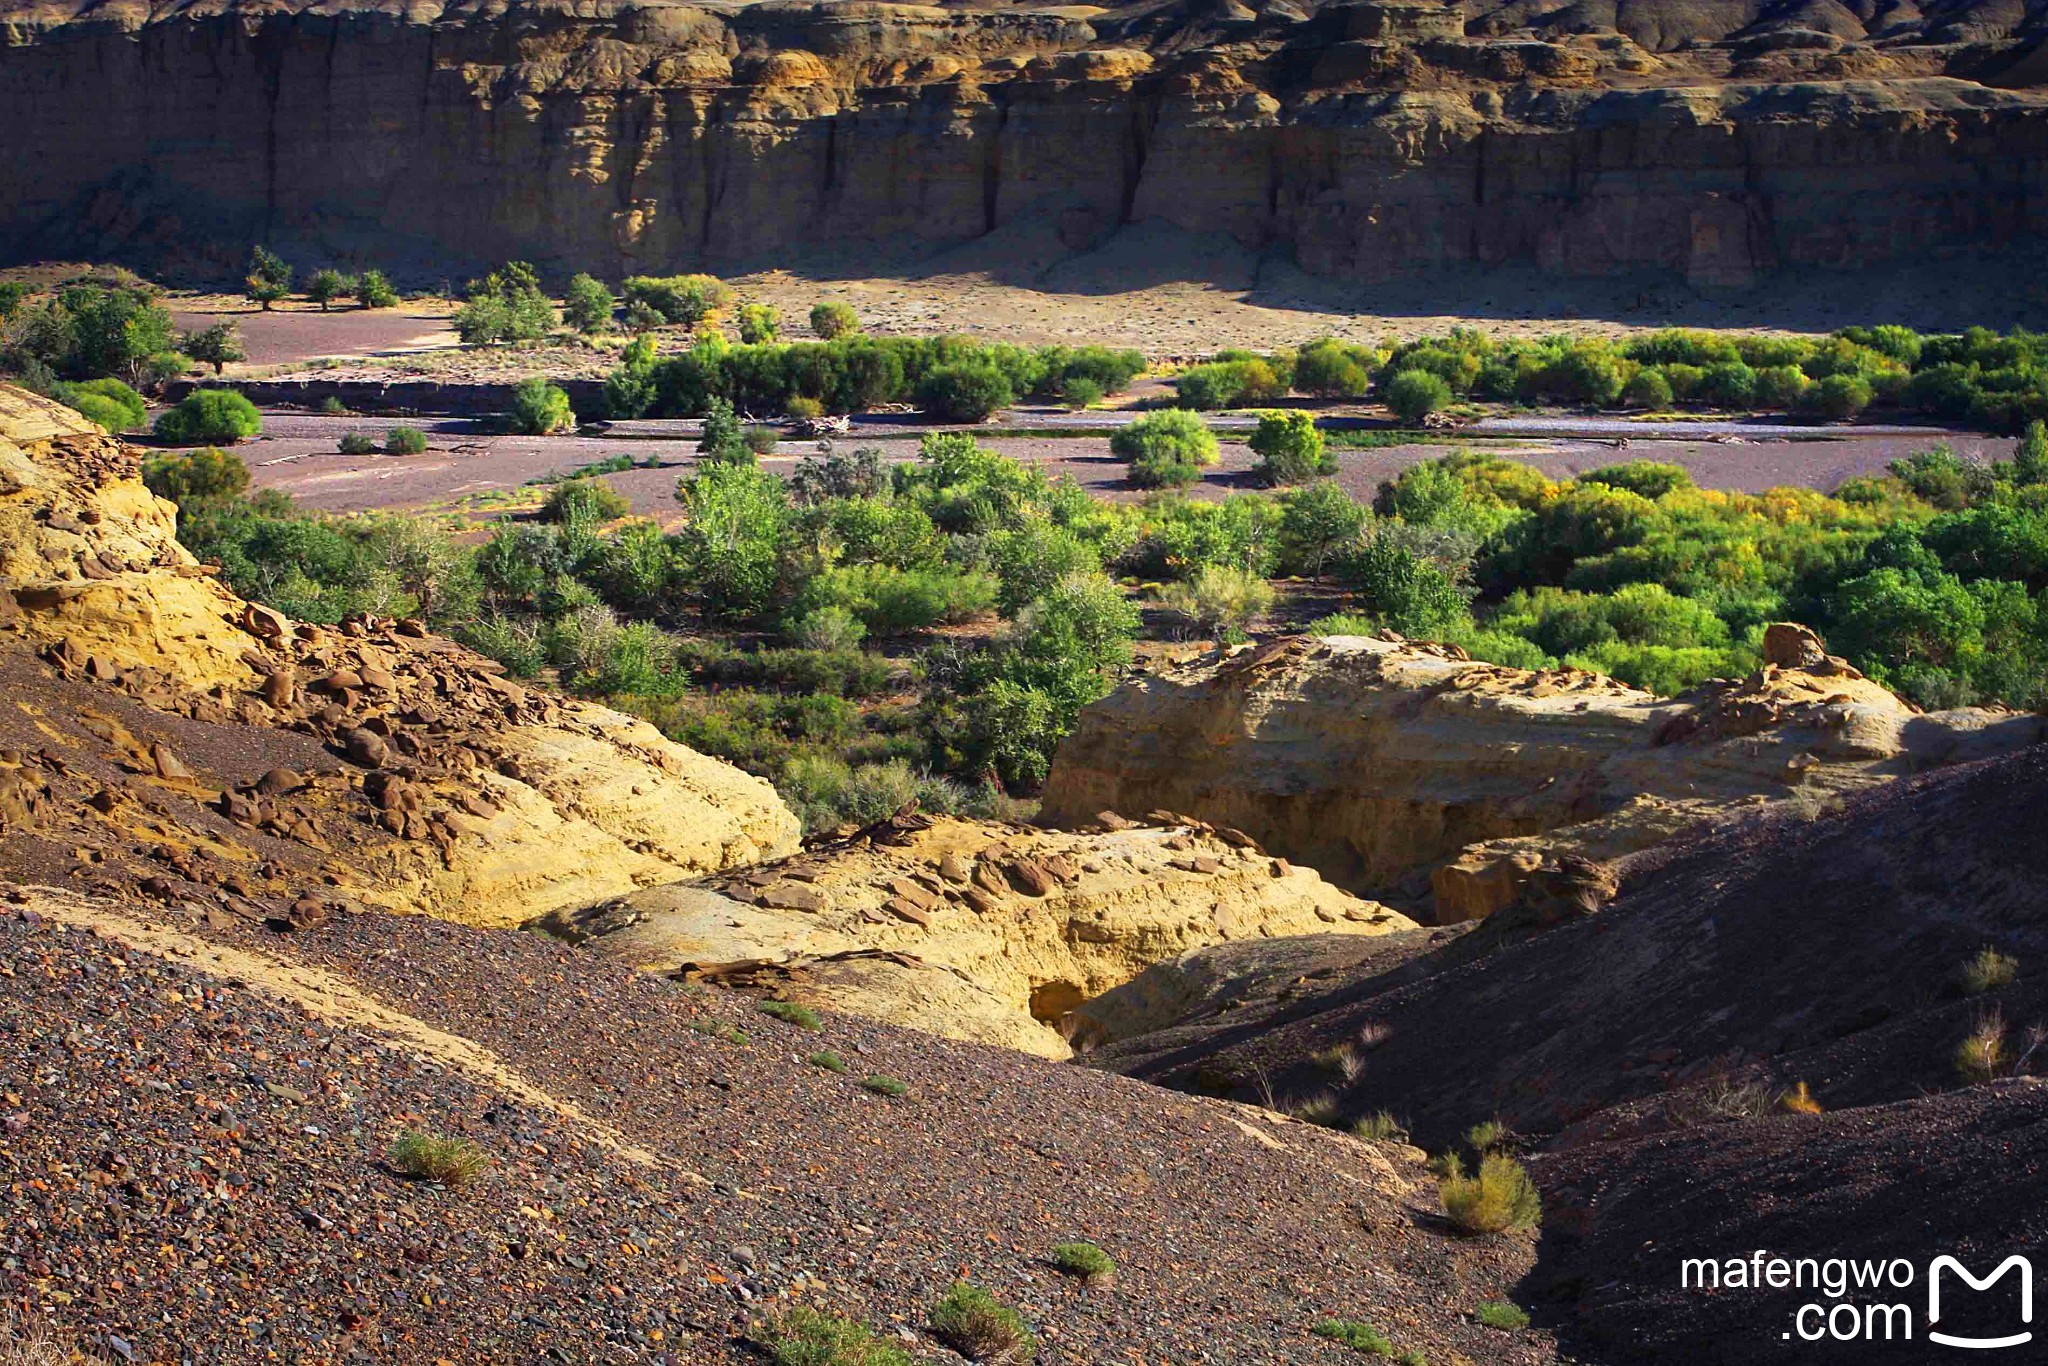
[0,897,1543,1365]
[1095,747,2048,1149]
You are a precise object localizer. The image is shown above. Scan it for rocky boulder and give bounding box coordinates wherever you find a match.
[530,810,1415,1058]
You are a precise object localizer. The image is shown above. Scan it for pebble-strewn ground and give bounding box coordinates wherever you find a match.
[0,896,1546,1365]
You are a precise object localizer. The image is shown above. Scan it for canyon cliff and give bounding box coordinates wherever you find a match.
[3,0,2048,286]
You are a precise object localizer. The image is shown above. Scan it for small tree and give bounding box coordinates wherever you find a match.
[810,300,859,340]
[354,269,400,309]
[564,274,615,333]
[181,320,245,376]
[1279,479,1367,578]
[509,377,574,434]
[305,269,352,311]
[1248,409,1332,485]
[1384,368,1452,423]
[246,246,292,310]
[698,397,752,465]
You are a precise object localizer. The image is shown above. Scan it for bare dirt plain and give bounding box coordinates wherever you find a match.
[227,413,2013,519]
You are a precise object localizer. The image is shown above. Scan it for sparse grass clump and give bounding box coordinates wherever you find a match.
[690,1020,749,1045]
[1,1311,104,1365]
[861,1074,908,1097]
[1463,1119,1510,1154]
[807,1050,848,1073]
[1050,1241,1115,1281]
[1440,1153,1542,1235]
[1956,1011,2012,1082]
[1395,1350,1427,1366]
[1475,1300,1530,1331]
[930,1282,1036,1363]
[757,1306,912,1366]
[1312,1319,1393,1354]
[386,1130,489,1187]
[1959,948,2020,995]
[758,999,824,1030]
[1289,1092,1343,1128]
[1351,1111,1408,1143]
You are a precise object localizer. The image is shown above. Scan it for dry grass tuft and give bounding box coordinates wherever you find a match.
[1440,1153,1542,1236]
[1956,1011,2012,1082]
[1958,948,2020,995]
[386,1131,490,1187]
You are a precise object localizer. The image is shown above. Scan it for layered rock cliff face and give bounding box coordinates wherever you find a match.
[1039,628,2044,920]
[3,0,2047,285]
[0,383,800,927]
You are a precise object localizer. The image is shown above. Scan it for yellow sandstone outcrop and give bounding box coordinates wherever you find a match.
[0,384,800,925]
[1041,631,2043,922]
[532,812,1415,1058]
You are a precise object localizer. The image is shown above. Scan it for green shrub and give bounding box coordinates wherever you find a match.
[919,361,1014,422]
[1384,368,1453,423]
[1806,373,1874,420]
[800,563,997,635]
[1475,1300,1530,1331]
[540,477,630,524]
[354,269,399,309]
[1440,1153,1541,1235]
[1249,410,1333,485]
[510,377,575,434]
[1579,461,1693,500]
[621,274,729,326]
[384,425,428,455]
[142,445,250,508]
[745,424,780,457]
[789,605,868,651]
[861,1074,908,1097]
[738,303,780,344]
[757,1307,911,1366]
[338,431,380,455]
[305,268,352,311]
[1622,367,1673,409]
[1173,359,1284,410]
[1050,1242,1115,1279]
[1337,534,1469,636]
[1061,376,1104,408]
[563,273,615,333]
[929,1282,1035,1363]
[810,301,860,340]
[1956,1011,2011,1081]
[56,376,147,431]
[1313,1319,1393,1354]
[1278,480,1368,578]
[1958,948,2019,994]
[154,389,262,444]
[758,999,823,1029]
[386,1131,488,1187]
[455,262,555,344]
[807,1050,848,1073]
[1112,409,1219,488]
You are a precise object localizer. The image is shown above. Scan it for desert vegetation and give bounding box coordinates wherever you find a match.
[1162,324,2048,432]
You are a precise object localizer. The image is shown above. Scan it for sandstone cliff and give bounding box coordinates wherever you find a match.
[532,808,1416,1057]
[2,1,2046,286]
[1039,628,2044,921]
[0,383,799,926]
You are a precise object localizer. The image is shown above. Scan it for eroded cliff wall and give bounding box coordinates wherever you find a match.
[4,0,2048,285]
